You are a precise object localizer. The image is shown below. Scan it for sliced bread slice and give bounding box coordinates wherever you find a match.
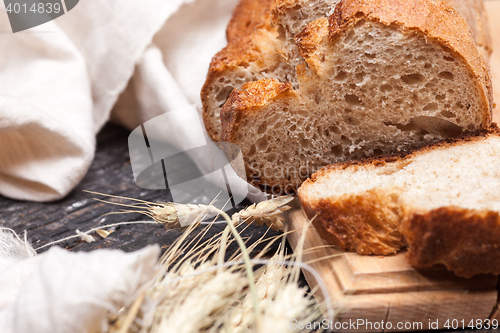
[202,0,492,142]
[221,0,493,194]
[298,127,500,278]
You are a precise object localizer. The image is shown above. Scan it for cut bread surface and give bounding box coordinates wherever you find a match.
[298,129,500,277]
[202,0,492,143]
[272,0,341,66]
[221,0,492,193]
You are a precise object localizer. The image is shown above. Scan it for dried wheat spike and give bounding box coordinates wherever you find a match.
[150,203,212,229]
[232,196,294,231]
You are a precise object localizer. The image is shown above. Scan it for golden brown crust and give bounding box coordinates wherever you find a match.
[221,78,296,143]
[201,28,282,142]
[326,0,492,126]
[295,17,328,55]
[227,0,276,43]
[403,208,500,278]
[300,188,405,255]
[294,17,329,75]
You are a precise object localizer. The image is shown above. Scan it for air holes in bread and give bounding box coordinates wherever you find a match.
[381,84,393,93]
[216,86,234,106]
[257,122,268,134]
[423,103,438,111]
[345,94,362,105]
[386,116,463,137]
[334,71,348,81]
[439,71,454,80]
[440,110,456,118]
[401,73,424,85]
[257,138,268,150]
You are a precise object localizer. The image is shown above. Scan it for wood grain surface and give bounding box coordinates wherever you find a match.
[0,124,281,259]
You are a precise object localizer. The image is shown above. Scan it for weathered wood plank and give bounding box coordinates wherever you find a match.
[0,124,281,259]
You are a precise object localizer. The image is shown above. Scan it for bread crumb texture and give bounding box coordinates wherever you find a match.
[208,0,493,193]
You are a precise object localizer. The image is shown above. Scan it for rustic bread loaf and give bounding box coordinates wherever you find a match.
[202,0,492,143]
[219,0,492,194]
[298,126,500,278]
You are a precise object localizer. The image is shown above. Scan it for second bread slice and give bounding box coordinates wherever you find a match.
[298,127,500,278]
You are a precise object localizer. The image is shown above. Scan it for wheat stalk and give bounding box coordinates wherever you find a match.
[84,191,293,232]
[108,222,328,333]
[231,196,294,231]
[83,191,333,333]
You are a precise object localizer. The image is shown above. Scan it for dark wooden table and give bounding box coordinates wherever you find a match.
[0,123,281,257]
[0,123,496,333]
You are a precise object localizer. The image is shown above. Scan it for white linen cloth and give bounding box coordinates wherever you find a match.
[0,228,159,333]
[0,0,243,202]
[0,1,243,332]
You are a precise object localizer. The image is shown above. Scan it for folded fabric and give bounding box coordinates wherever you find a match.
[0,0,241,202]
[0,228,159,333]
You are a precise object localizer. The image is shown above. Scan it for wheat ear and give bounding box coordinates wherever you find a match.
[84,191,293,232]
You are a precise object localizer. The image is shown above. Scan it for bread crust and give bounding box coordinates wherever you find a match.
[301,188,405,255]
[294,17,330,75]
[201,0,280,142]
[220,0,493,192]
[227,0,276,43]
[222,79,296,116]
[204,0,493,143]
[447,0,492,61]
[221,79,302,193]
[403,208,500,278]
[307,125,499,179]
[201,28,283,142]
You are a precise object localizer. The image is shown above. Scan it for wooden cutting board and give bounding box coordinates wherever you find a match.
[285,199,499,332]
